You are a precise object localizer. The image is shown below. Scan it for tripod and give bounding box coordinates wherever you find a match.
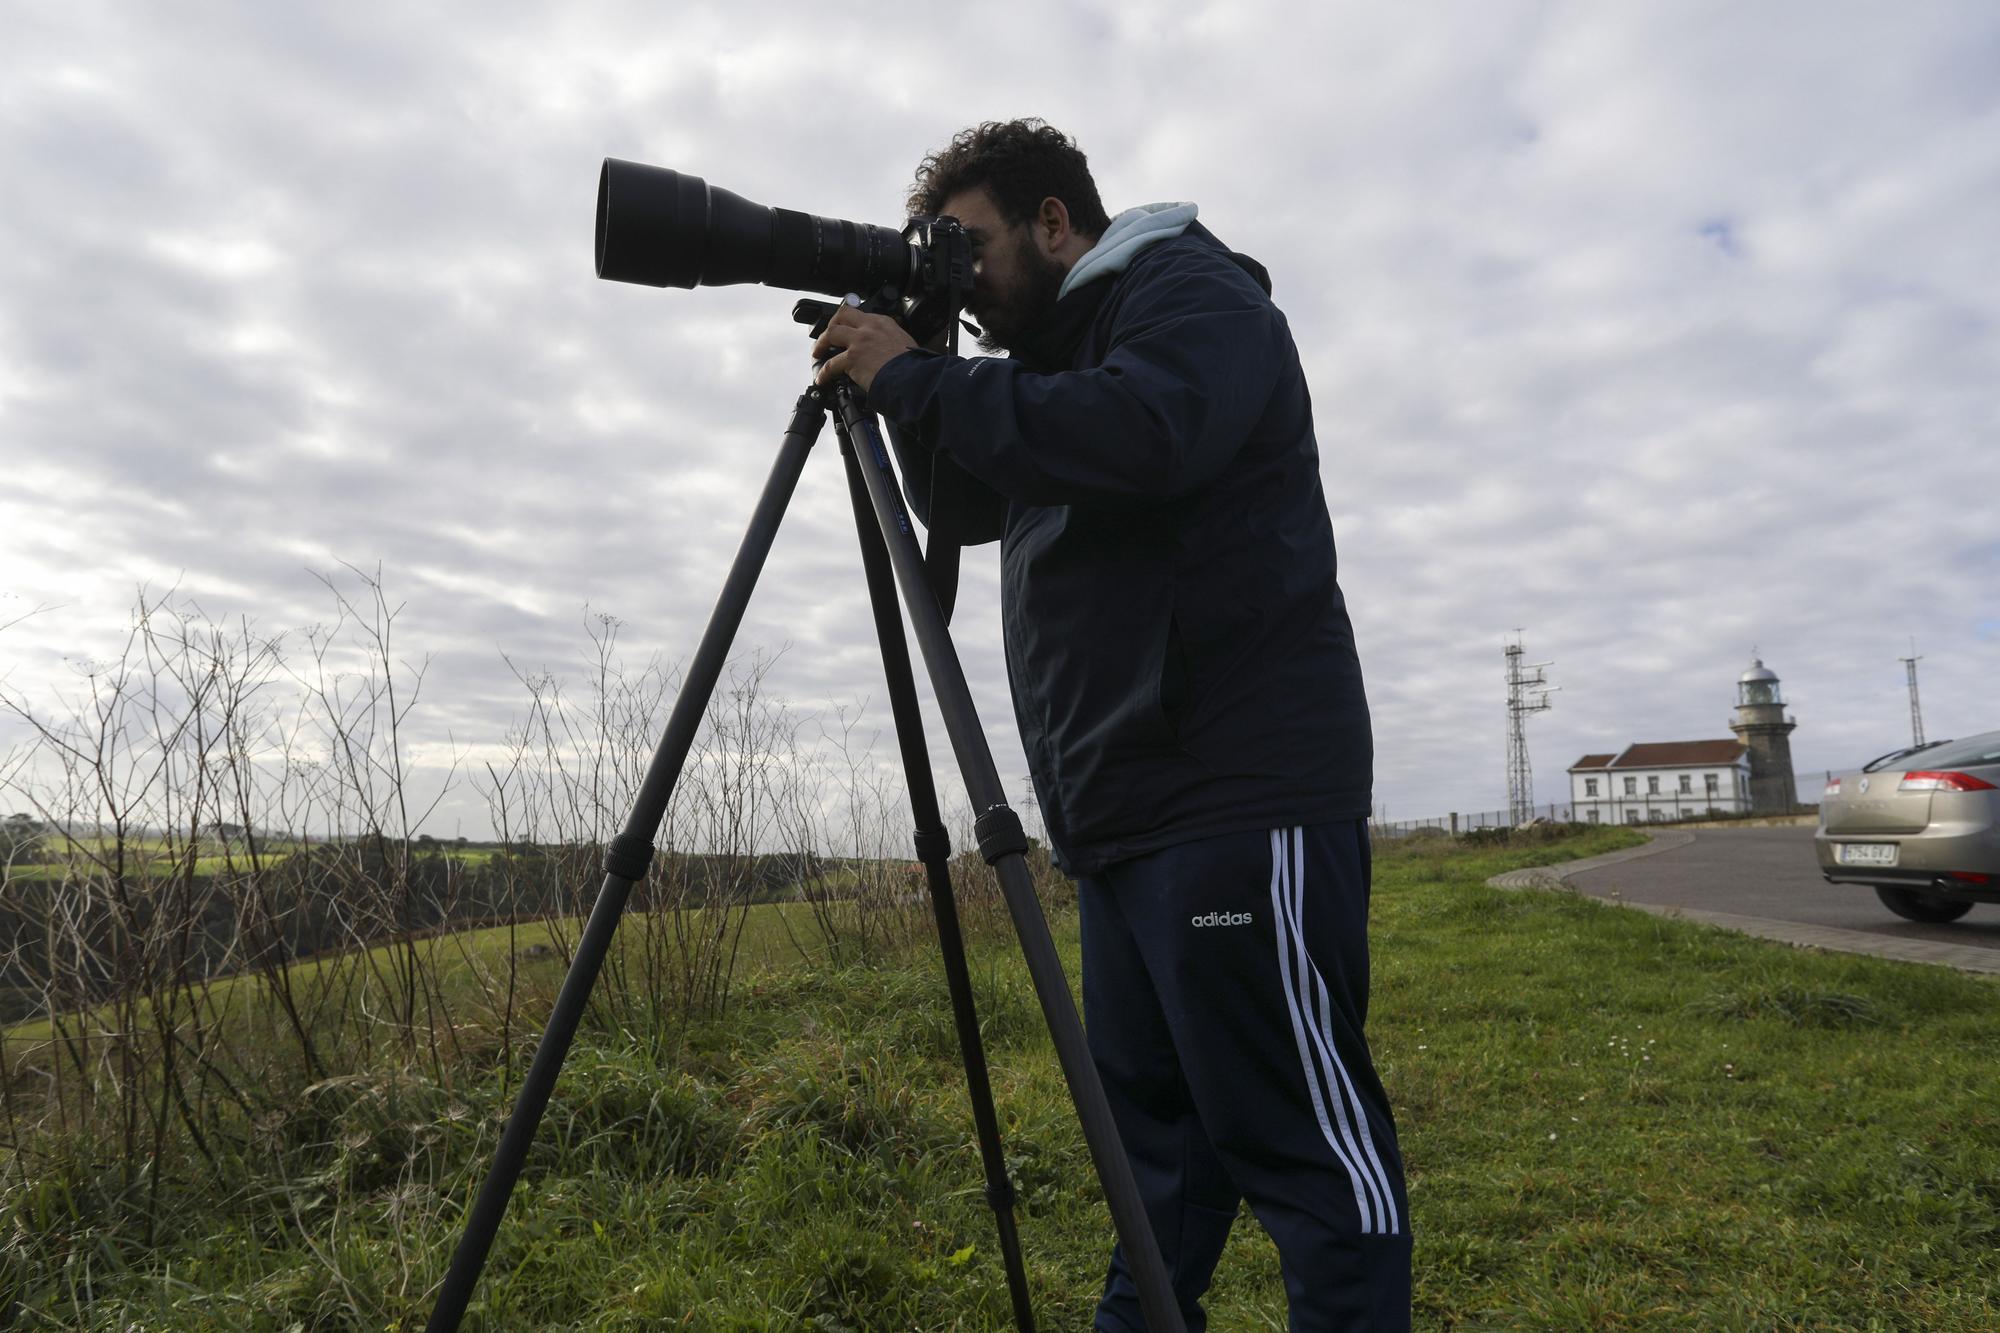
[426,349,1186,1330]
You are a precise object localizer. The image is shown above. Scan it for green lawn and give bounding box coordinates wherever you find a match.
[7,827,2000,1329]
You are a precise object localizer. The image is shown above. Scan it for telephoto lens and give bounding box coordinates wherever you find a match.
[596,158,915,297]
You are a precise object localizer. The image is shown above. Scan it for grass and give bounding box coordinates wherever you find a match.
[1379,828,2000,1329]
[8,825,2000,1328]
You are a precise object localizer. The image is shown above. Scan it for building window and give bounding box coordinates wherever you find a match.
[1648,808,1665,821]
[1647,776,1660,795]
[1678,774,1692,793]
[1705,773,1719,796]
[1623,777,1637,796]
[1625,810,1641,824]
[1585,778,1599,797]
[1587,809,1600,824]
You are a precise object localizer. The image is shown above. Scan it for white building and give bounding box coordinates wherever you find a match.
[1569,739,1753,824]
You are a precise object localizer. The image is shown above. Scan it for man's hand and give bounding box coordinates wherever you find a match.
[811,305,918,393]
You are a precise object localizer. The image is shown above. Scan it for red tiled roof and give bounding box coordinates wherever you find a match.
[1609,740,1747,768]
[1569,753,1617,770]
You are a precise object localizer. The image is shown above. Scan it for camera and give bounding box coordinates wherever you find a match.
[595,158,971,345]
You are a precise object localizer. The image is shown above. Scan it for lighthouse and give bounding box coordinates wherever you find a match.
[1729,656,1799,814]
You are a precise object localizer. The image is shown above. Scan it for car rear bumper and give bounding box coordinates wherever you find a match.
[1816,824,2000,899]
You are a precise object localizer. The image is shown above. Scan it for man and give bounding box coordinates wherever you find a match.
[812,119,1410,1331]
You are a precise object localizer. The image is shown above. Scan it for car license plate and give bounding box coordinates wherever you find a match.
[1838,843,1899,867]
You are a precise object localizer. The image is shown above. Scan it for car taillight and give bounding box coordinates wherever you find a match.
[1899,771,1999,793]
[1823,777,1842,797]
[1944,871,1993,886]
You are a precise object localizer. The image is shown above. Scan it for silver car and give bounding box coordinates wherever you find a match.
[1816,729,2000,922]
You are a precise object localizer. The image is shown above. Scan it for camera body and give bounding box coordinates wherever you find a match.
[896,214,973,349]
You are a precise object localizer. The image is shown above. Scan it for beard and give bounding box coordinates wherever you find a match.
[971,242,1068,356]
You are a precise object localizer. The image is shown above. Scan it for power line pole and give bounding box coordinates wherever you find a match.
[1900,641,1925,747]
[1505,633,1556,825]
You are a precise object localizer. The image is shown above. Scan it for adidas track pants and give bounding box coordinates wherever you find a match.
[1078,820,1411,1332]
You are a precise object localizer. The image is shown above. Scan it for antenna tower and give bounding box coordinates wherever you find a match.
[1899,641,1925,747]
[1505,633,1557,825]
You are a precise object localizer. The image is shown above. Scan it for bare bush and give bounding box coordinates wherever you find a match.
[0,576,486,1222]
[0,570,1067,1307]
[474,619,850,1050]
[0,572,968,1256]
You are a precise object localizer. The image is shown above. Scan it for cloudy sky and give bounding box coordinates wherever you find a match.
[3,1,1996,841]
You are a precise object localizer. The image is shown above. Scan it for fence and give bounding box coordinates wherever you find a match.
[1369,802,1577,841]
[1370,794,1816,840]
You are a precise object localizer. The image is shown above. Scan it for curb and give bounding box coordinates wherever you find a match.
[1485,830,1694,892]
[1585,902,2000,976]
[1487,831,2000,976]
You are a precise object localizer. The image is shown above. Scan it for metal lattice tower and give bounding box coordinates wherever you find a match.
[1900,642,1925,747]
[1505,633,1556,825]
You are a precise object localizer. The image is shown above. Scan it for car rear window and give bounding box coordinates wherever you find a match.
[1902,732,2000,771]
[1863,741,1949,772]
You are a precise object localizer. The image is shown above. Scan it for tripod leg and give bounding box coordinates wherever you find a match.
[831,386,1187,1333]
[426,392,829,1333]
[837,436,1037,1332]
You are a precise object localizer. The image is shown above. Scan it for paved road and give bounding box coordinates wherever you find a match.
[1549,826,2000,972]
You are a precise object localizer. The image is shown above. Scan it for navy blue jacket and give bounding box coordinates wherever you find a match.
[870,222,1372,874]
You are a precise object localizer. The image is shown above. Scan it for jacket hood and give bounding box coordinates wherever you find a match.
[1058,202,1199,299]
[1060,204,1274,301]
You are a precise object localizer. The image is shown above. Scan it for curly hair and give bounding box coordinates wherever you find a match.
[907,119,1112,239]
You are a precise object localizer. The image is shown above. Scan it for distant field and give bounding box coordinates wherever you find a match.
[3,838,510,882]
[2,895,857,1054]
